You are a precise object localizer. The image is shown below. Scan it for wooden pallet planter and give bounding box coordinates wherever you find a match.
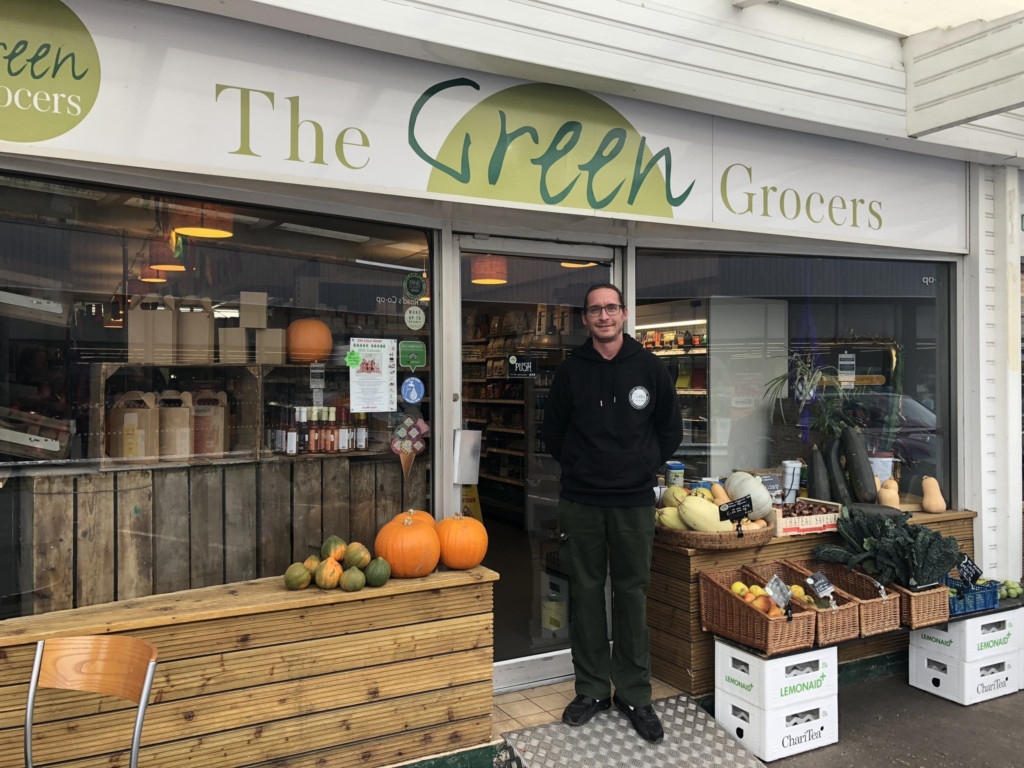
[0,568,497,768]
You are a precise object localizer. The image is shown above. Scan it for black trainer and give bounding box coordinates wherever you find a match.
[561,694,611,726]
[613,694,664,743]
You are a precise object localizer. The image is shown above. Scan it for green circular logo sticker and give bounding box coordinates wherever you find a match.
[344,349,362,368]
[403,272,428,301]
[0,0,101,142]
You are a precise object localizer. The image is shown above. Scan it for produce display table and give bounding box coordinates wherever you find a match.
[648,511,976,697]
[0,567,498,768]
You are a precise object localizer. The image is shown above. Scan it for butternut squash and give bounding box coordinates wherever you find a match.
[920,476,946,513]
[876,478,900,508]
[710,482,731,506]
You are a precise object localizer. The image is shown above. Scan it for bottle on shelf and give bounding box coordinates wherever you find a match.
[327,406,338,453]
[285,407,298,456]
[297,406,308,454]
[355,413,368,450]
[338,406,352,452]
[274,404,286,453]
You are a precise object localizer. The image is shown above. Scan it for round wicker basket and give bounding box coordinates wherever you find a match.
[654,524,774,551]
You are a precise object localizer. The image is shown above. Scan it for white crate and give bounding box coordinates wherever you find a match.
[910,607,1021,662]
[908,645,1018,705]
[714,688,838,762]
[714,638,838,709]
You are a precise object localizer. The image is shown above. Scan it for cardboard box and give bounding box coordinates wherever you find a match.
[771,498,842,537]
[714,688,838,761]
[128,294,177,364]
[239,291,268,329]
[106,391,159,463]
[909,644,1018,705]
[157,390,193,461]
[192,390,228,458]
[910,607,1021,662]
[218,327,249,363]
[176,296,215,364]
[0,406,73,460]
[714,638,838,709]
[255,328,287,364]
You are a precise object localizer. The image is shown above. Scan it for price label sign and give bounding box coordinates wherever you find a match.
[807,571,835,599]
[719,495,752,523]
[309,363,325,390]
[956,554,983,585]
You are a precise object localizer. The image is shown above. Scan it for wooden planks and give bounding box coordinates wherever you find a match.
[649,513,976,697]
[0,569,497,768]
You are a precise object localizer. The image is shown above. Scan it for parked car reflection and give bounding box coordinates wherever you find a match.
[839,392,939,479]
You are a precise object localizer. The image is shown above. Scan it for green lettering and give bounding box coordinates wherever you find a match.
[628,137,693,206]
[580,128,626,209]
[286,95,327,165]
[720,163,754,214]
[489,109,538,185]
[335,127,370,170]
[408,77,478,184]
[532,121,582,204]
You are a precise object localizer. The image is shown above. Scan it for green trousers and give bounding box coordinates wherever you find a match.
[557,499,655,707]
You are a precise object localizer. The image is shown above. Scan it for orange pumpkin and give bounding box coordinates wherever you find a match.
[314,557,343,589]
[392,508,435,525]
[287,318,333,363]
[374,517,440,578]
[435,513,488,570]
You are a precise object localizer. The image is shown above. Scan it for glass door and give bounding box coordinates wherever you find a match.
[457,238,613,690]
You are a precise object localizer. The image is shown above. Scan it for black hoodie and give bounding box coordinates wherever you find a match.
[542,333,682,507]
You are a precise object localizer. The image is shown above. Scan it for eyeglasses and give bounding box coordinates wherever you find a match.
[584,303,624,317]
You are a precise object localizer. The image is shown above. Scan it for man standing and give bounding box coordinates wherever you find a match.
[542,283,682,743]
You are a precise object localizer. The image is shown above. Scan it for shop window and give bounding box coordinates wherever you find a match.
[0,173,432,618]
[635,251,951,509]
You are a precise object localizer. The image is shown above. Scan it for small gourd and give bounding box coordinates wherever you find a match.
[314,557,343,589]
[284,562,311,590]
[678,495,734,532]
[723,471,773,520]
[876,478,900,508]
[364,557,392,587]
[920,476,946,513]
[321,535,347,562]
[342,542,372,570]
[339,567,366,592]
[710,483,731,506]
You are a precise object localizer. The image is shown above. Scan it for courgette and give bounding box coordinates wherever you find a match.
[848,503,909,521]
[840,425,877,504]
[824,434,854,508]
[806,444,831,502]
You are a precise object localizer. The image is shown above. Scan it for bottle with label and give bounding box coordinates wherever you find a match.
[310,406,322,453]
[285,407,298,456]
[296,406,308,454]
[355,413,368,450]
[273,404,286,453]
[326,406,338,453]
[338,406,351,452]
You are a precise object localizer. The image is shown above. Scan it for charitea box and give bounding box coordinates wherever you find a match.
[714,688,838,761]
[909,644,1018,705]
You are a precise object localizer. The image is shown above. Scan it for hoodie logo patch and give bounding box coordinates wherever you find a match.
[628,386,650,410]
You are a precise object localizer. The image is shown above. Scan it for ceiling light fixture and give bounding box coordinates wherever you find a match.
[171,202,234,239]
[139,266,167,283]
[634,318,706,330]
[560,261,598,268]
[354,258,415,272]
[148,238,186,272]
[470,254,508,285]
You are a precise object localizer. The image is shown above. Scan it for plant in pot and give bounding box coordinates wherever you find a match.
[763,352,851,443]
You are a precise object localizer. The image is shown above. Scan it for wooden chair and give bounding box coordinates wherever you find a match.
[25,635,159,768]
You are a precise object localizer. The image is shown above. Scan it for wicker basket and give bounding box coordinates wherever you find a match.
[786,558,901,637]
[655,524,773,551]
[888,582,950,629]
[698,567,816,656]
[741,561,861,646]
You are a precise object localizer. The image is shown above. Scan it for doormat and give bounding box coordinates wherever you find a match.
[499,694,765,768]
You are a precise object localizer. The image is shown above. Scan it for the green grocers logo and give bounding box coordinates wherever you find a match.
[410,79,693,216]
[0,0,100,142]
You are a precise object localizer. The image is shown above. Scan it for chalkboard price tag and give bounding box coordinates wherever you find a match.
[719,496,752,523]
[806,571,835,599]
[956,554,983,585]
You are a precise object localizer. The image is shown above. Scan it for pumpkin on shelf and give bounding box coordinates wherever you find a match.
[374,516,441,578]
[435,513,488,570]
[284,562,312,590]
[286,317,333,363]
[320,534,347,562]
[314,557,343,589]
[393,508,435,525]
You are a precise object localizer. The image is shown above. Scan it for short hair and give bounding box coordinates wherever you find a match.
[582,283,625,311]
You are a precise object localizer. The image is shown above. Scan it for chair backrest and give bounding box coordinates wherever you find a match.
[25,635,158,768]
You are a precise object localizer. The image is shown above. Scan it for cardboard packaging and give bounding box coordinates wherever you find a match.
[176,296,215,364]
[106,391,159,463]
[193,390,228,458]
[128,294,177,364]
[0,406,73,460]
[909,644,1018,705]
[714,638,838,709]
[218,327,249,363]
[239,291,268,329]
[157,390,193,461]
[714,688,838,761]
[255,328,287,364]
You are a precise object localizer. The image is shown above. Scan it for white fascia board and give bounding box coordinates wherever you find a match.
[145,0,1024,165]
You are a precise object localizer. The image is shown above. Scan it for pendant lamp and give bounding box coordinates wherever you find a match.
[470,254,508,285]
[171,202,234,239]
[148,238,186,272]
[560,261,598,268]
[139,265,167,283]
